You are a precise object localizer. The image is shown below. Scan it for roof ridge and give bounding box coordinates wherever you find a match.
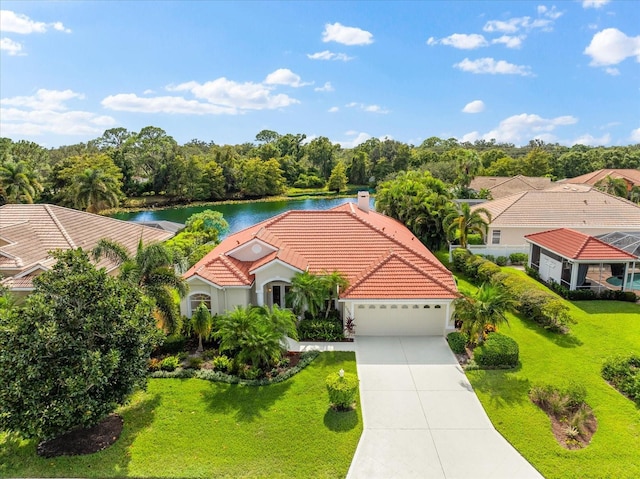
[220,255,249,283]
[484,191,528,222]
[342,250,396,296]
[44,204,76,249]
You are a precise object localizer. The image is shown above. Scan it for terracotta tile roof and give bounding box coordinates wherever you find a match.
[470,175,553,199]
[525,228,639,261]
[472,187,640,229]
[562,169,640,189]
[0,204,174,289]
[185,202,458,300]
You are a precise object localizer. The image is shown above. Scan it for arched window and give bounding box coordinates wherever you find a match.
[190,293,212,314]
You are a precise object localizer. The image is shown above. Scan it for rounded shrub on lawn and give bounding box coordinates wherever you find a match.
[326,370,359,411]
[474,333,519,368]
[447,331,468,354]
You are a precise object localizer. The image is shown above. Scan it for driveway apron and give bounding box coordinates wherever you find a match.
[347,336,543,479]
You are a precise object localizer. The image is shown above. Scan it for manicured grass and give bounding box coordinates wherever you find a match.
[463,270,640,479]
[0,352,361,478]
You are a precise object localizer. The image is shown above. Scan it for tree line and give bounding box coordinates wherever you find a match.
[1,127,639,211]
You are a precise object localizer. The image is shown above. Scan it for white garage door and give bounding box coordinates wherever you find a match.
[354,304,446,336]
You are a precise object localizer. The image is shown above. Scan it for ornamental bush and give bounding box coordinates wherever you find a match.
[474,333,519,368]
[447,331,468,354]
[509,253,528,265]
[326,371,359,411]
[602,355,640,405]
[160,355,180,371]
[495,256,508,266]
[298,319,344,341]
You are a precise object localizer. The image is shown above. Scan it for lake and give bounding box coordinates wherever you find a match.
[111,197,375,236]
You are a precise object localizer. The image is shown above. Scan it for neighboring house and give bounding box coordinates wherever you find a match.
[0,204,174,298]
[181,193,459,337]
[525,228,639,292]
[469,175,553,199]
[561,169,640,192]
[468,184,640,257]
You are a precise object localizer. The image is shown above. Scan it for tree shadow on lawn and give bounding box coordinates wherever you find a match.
[323,408,359,432]
[515,312,583,349]
[469,368,531,409]
[0,393,161,478]
[202,380,293,423]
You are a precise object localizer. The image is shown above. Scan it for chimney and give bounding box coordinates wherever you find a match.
[357,191,370,213]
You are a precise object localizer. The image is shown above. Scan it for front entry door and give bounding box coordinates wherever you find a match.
[270,284,291,308]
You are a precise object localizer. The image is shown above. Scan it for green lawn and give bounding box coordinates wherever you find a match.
[0,352,362,478]
[463,270,640,479]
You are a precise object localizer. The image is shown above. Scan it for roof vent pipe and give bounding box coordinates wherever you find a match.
[357,191,370,213]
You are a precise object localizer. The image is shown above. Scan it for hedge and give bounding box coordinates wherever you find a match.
[474,333,519,368]
[447,331,468,354]
[602,355,640,405]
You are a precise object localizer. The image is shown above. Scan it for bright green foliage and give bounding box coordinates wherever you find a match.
[321,271,349,319]
[444,202,491,248]
[166,210,228,270]
[287,271,326,317]
[0,249,160,441]
[595,175,628,198]
[92,239,188,334]
[453,283,515,346]
[239,157,286,196]
[474,332,519,368]
[190,303,213,353]
[326,371,359,410]
[74,167,122,213]
[349,150,368,184]
[298,319,344,341]
[215,305,297,371]
[160,356,180,371]
[0,160,43,204]
[327,161,348,193]
[447,331,468,354]
[601,355,640,405]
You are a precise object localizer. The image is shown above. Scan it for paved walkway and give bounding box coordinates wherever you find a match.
[347,336,542,479]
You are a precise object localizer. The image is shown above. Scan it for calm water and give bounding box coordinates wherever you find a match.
[111,197,375,237]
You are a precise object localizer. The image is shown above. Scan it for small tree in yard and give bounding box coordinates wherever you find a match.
[0,249,161,441]
[191,303,213,353]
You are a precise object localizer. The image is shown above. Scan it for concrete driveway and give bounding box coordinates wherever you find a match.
[347,336,542,479]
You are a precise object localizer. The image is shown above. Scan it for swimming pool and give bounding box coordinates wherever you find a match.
[606,272,640,290]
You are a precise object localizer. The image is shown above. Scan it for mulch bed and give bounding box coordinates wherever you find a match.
[37,414,123,458]
[531,401,597,450]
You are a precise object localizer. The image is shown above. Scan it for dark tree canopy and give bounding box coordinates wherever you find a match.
[0,249,161,441]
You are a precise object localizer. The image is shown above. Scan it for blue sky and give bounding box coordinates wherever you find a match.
[1,1,639,148]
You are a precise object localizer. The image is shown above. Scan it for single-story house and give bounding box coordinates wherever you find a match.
[0,204,174,298]
[469,175,553,200]
[181,192,459,337]
[525,228,639,292]
[468,184,640,257]
[560,169,640,192]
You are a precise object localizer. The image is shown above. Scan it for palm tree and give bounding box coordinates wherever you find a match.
[74,167,121,213]
[321,271,349,319]
[286,271,325,317]
[595,175,628,199]
[453,283,515,346]
[191,303,213,353]
[628,185,640,204]
[92,239,188,334]
[0,161,43,204]
[445,203,492,248]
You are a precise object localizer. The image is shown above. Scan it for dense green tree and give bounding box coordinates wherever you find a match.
[321,271,349,319]
[286,271,325,317]
[327,161,348,193]
[239,157,286,196]
[349,150,369,184]
[594,175,628,198]
[190,303,213,353]
[307,136,336,179]
[255,129,281,144]
[73,167,122,213]
[444,203,492,248]
[481,156,520,177]
[0,249,160,440]
[453,283,515,346]
[0,160,43,204]
[521,148,552,177]
[92,240,188,334]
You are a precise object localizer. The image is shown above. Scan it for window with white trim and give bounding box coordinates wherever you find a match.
[492,230,501,245]
[190,293,212,314]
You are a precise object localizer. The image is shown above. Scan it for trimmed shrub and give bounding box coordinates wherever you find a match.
[509,253,528,265]
[452,248,472,272]
[474,333,519,368]
[447,331,468,354]
[482,254,496,263]
[298,319,344,341]
[464,255,486,280]
[160,355,180,372]
[326,371,359,411]
[524,265,540,280]
[477,261,502,283]
[602,355,640,405]
[495,256,508,266]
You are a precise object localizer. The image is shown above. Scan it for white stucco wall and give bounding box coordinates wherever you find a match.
[488,225,640,247]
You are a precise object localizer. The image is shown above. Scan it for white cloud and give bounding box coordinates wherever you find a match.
[336,131,371,148]
[572,133,611,146]
[483,6,561,35]
[315,82,334,92]
[582,0,610,8]
[101,94,237,115]
[584,28,640,66]
[454,57,532,76]
[462,100,485,113]
[328,106,339,113]
[322,22,373,46]
[630,128,640,143]
[463,113,577,144]
[345,102,389,114]
[492,35,524,48]
[605,67,620,76]
[1,89,115,136]
[0,10,71,34]
[427,33,488,49]
[307,50,353,61]
[143,89,155,95]
[264,68,311,87]
[0,37,23,55]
